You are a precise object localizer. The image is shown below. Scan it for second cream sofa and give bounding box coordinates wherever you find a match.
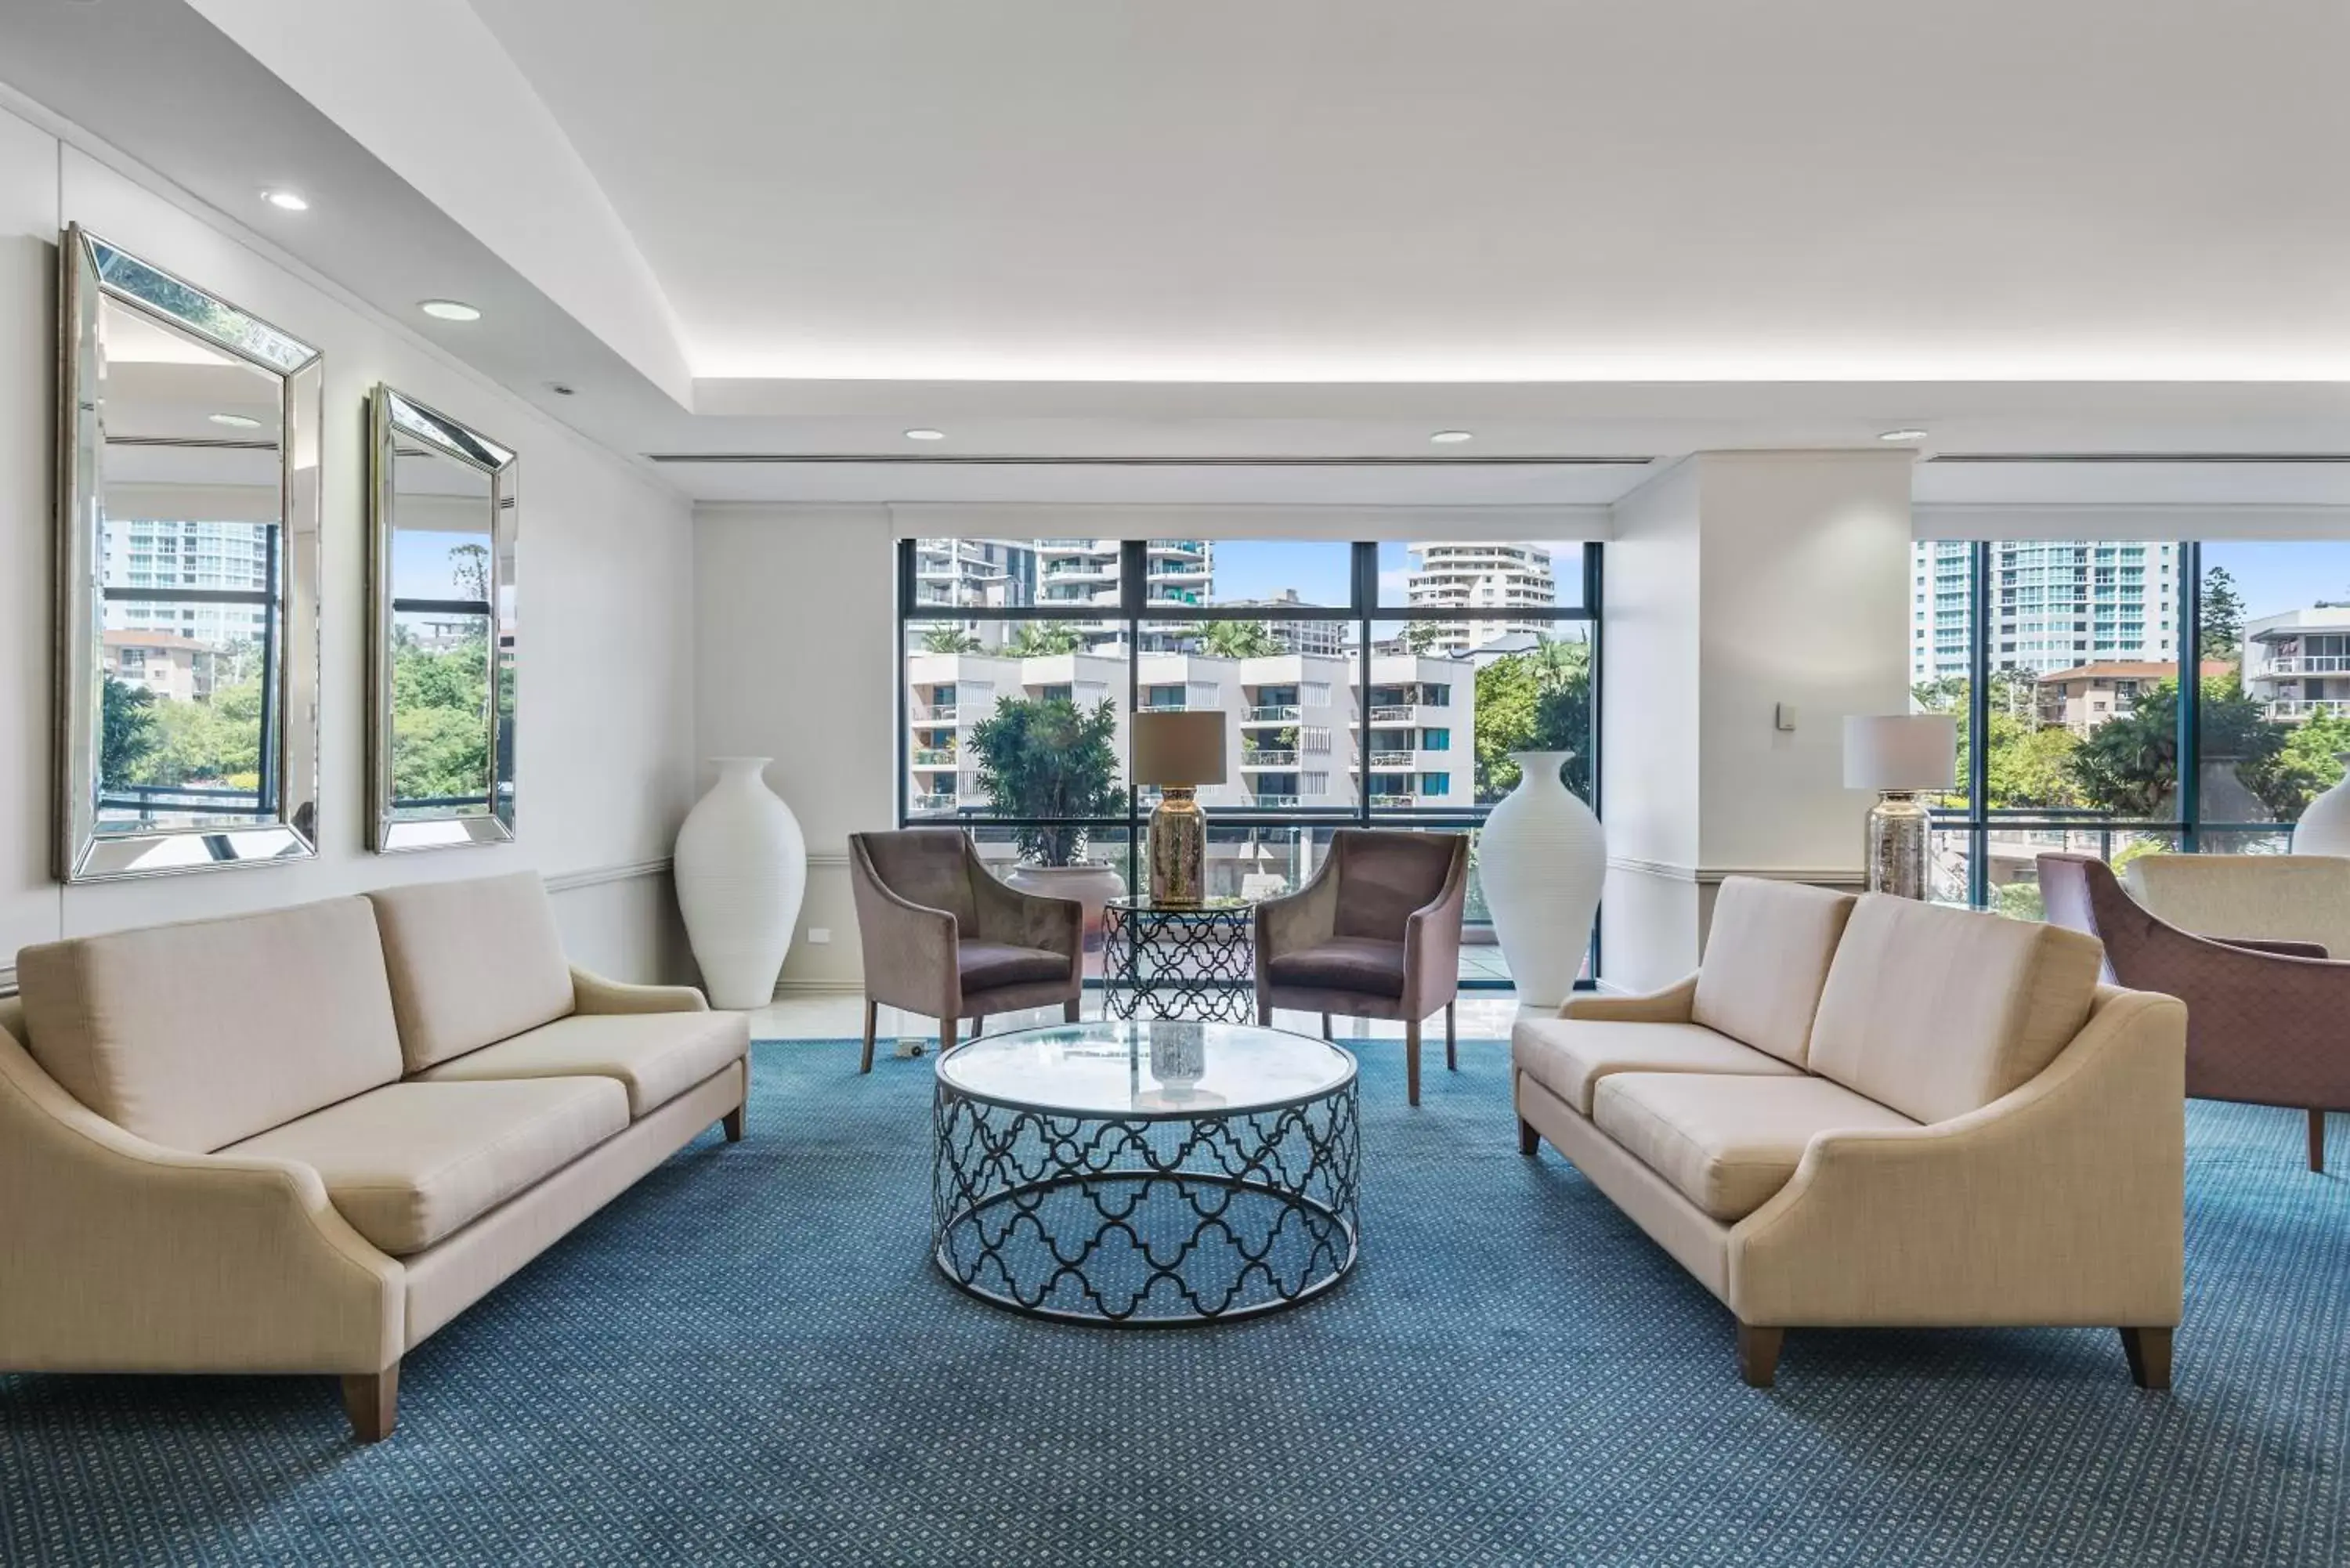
[1512,878,2187,1389]
[0,871,748,1440]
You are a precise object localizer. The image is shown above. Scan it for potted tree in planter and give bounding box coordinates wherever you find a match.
[968,694,1129,974]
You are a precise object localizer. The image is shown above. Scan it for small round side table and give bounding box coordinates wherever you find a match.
[1101,894,1256,1023]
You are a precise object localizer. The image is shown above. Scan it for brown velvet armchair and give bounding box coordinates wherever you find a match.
[847,829,1083,1073]
[1253,829,1470,1105]
[2040,852,2348,1172]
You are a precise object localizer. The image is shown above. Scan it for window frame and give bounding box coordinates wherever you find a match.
[896,537,1603,989]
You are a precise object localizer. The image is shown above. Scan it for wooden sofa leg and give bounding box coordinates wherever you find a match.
[1405,1019,1422,1107]
[938,1014,957,1056]
[1517,1116,1539,1156]
[859,999,878,1075]
[1737,1323,1784,1389]
[2120,1327,2173,1390]
[1445,1002,1457,1072]
[2312,1108,2326,1173]
[722,1104,745,1143]
[342,1364,399,1443]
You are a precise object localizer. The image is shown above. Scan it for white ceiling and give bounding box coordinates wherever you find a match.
[2,1,2346,504]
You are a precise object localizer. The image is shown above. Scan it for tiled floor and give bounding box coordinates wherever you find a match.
[746,990,1544,1045]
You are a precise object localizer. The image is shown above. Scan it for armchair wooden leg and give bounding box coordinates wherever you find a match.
[1737,1323,1783,1389]
[939,1014,958,1056]
[1256,997,1273,1027]
[1518,1116,1539,1155]
[1445,1002,1458,1072]
[2120,1326,2173,1390]
[342,1364,399,1443]
[971,1016,984,1039]
[1065,998,1083,1024]
[2312,1108,2326,1173]
[1321,1012,1332,1041]
[859,999,878,1075]
[722,1104,745,1142]
[1405,1019,1422,1107]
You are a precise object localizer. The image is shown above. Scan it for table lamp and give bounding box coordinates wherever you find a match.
[1133,710,1227,905]
[1844,714,1958,900]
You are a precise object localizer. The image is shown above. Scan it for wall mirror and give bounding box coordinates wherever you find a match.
[367,386,517,851]
[56,225,323,882]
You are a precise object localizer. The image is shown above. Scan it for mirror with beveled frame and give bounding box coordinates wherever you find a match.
[367,386,517,852]
[55,226,323,882]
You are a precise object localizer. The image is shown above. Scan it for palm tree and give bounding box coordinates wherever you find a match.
[1007,623,1086,656]
[920,624,982,654]
[1197,620,1279,659]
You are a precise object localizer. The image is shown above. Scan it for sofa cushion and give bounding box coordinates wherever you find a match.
[1806,895,2105,1126]
[222,1078,628,1255]
[957,940,1071,991]
[1690,877,1856,1067]
[366,872,576,1071]
[1267,937,1408,998]
[16,898,404,1152]
[1513,1016,1802,1116]
[1593,1072,1918,1223]
[417,1010,749,1117]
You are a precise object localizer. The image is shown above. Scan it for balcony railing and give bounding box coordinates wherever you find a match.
[911,748,957,767]
[2267,699,2350,720]
[2261,655,2350,675]
[910,704,958,723]
[1366,750,1416,768]
[1241,750,1299,768]
[1243,704,1300,723]
[1365,704,1414,722]
[910,793,959,812]
[1249,793,1301,807]
[1366,793,1419,809]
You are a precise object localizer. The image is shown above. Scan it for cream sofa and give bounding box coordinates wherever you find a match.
[0,871,748,1441]
[2125,851,2350,959]
[1512,879,2186,1389]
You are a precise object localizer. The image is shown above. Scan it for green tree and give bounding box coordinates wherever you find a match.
[389,623,494,806]
[2239,710,2350,822]
[920,624,982,654]
[1403,621,1444,655]
[2200,566,2247,658]
[449,541,491,603]
[1195,620,1278,659]
[1006,623,1085,656]
[967,696,1127,865]
[2067,674,2277,818]
[100,677,158,784]
[1473,636,1591,802]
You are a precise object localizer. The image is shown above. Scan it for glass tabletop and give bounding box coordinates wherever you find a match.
[936,1021,1354,1118]
[1104,894,1255,916]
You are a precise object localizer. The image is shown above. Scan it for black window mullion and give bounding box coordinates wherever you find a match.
[2178,540,2202,853]
[1969,540,1991,909]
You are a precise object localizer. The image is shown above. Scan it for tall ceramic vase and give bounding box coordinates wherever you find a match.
[2292,752,2350,857]
[1477,750,1607,1008]
[674,757,807,1010]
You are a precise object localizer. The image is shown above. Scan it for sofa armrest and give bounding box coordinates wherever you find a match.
[1561,974,1698,1023]
[2210,936,2330,959]
[0,1029,402,1375]
[571,965,711,1015]
[1726,986,2186,1330]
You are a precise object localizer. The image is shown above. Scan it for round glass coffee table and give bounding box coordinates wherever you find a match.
[931,1020,1360,1325]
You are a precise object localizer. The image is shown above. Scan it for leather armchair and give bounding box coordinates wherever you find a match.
[847,829,1083,1071]
[1253,829,1469,1104]
[2040,852,2348,1172]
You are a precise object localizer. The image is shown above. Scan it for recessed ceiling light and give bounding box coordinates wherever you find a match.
[207,412,262,428]
[260,189,309,212]
[419,299,482,322]
[1878,428,1929,443]
[1430,430,1474,444]
[904,428,946,441]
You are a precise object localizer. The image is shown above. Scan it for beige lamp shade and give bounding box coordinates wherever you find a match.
[1132,710,1227,787]
[1845,714,1958,791]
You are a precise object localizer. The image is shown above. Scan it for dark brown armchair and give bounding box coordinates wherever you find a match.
[847,829,1083,1073]
[1253,829,1470,1106]
[2040,852,2347,1172]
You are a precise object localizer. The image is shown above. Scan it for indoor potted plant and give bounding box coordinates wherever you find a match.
[967,694,1130,974]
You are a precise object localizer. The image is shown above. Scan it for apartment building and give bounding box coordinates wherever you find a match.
[1405,541,1558,653]
[905,647,1473,820]
[102,629,219,704]
[1911,540,2180,682]
[2241,605,2350,721]
[101,518,273,646]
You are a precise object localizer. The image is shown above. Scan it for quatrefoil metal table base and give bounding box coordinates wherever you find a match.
[931,1072,1361,1326]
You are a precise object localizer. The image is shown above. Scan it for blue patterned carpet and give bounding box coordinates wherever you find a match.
[4,1039,2345,1566]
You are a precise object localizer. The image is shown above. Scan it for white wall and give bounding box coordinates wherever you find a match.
[693,504,897,988]
[0,104,697,984]
[1600,451,1912,989]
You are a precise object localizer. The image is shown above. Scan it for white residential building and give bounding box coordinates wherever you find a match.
[1405,541,1558,654]
[1911,540,2180,682]
[102,518,272,647]
[2241,605,2350,721]
[1032,538,1214,649]
[1222,590,1347,656]
[909,538,1037,621]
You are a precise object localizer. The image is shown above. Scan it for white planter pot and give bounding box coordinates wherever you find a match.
[1001,862,1126,980]
[2293,752,2350,857]
[674,757,807,1010]
[1477,750,1607,1008]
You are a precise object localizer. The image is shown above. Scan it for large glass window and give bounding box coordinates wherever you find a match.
[898,538,1602,988]
[1914,537,2345,910]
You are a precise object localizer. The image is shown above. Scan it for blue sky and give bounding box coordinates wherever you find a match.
[2200,541,2350,624]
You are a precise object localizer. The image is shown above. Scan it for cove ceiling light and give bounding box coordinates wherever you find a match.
[904,428,946,441]
[420,299,483,322]
[260,189,309,211]
[1429,430,1474,444]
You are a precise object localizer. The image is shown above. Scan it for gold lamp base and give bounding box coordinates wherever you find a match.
[1148,786,1207,904]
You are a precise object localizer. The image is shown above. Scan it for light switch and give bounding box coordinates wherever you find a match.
[1774,703,1799,732]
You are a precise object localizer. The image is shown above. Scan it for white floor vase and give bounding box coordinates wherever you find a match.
[2292,753,2350,857]
[674,757,807,1010]
[1477,750,1607,1008]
